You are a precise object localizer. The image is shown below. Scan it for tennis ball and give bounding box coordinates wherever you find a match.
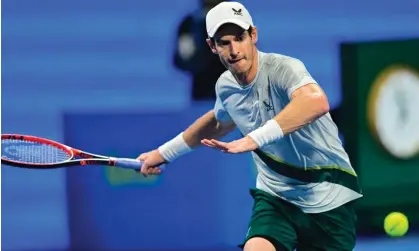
[384,212,409,237]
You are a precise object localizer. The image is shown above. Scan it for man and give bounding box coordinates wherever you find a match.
[138,2,363,251]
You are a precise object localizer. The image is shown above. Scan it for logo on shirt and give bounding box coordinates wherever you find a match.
[232,8,243,16]
[263,99,274,112]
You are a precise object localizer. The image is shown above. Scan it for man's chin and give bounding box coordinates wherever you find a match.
[229,65,248,74]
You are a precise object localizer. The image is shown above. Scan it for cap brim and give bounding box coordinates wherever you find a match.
[208,19,250,37]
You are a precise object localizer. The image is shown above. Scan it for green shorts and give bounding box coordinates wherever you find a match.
[239,189,357,251]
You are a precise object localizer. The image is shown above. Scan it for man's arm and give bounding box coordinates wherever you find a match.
[272,83,329,135]
[137,110,235,176]
[203,84,329,153]
[244,83,328,149]
[183,110,236,148]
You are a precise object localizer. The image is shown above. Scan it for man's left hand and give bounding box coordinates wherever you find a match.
[201,136,258,153]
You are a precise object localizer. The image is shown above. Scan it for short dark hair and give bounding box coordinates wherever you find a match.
[210,26,253,45]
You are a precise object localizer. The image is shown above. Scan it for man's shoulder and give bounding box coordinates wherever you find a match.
[215,70,236,91]
[261,51,304,72]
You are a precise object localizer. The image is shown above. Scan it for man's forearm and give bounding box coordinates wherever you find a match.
[184,110,235,148]
[273,92,329,135]
[158,110,235,163]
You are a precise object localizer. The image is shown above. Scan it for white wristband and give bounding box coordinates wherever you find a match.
[158,132,192,163]
[247,120,284,147]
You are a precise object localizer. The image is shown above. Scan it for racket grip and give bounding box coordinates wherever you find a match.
[114,158,166,171]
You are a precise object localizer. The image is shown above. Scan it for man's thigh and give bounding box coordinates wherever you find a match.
[244,237,276,251]
[239,189,299,251]
[297,202,358,251]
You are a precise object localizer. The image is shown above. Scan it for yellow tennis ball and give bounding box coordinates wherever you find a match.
[384,212,409,237]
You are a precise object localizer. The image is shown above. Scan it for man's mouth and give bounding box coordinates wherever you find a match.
[228,58,243,64]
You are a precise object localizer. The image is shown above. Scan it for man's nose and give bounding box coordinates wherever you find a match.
[230,41,240,58]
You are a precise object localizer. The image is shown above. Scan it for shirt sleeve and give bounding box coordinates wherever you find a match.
[213,84,233,123]
[272,57,318,98]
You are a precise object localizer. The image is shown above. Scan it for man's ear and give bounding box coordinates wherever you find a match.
[206,38,218,54]
[251,26,258,44]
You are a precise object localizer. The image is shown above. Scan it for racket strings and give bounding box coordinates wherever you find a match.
[1,139,71,164]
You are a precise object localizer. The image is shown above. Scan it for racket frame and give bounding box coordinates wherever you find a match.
[1,134,119,169]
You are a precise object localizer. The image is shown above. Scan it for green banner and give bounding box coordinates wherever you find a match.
[340,38,419,233]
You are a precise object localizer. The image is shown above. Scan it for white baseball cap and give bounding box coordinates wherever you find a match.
[206,1,254,38]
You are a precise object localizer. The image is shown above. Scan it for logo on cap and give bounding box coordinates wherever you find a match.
[232,8,242,16]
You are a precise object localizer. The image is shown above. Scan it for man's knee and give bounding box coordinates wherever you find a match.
[244,237,276,251]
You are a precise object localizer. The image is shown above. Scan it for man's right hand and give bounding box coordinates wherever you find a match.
[136,150,167,177]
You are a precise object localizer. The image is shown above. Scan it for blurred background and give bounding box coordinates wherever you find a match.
[2,0,419,250]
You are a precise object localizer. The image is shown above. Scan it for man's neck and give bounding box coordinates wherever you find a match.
[233,49,259,86]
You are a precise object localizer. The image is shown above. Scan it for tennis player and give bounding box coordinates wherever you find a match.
[138,2,363,251]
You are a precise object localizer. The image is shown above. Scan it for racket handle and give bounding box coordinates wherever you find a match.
[113,158,166,172]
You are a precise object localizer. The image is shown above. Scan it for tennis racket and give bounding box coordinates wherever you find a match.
[1,134,165,171]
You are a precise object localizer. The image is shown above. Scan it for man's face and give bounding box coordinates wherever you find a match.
[209,24,257,75]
